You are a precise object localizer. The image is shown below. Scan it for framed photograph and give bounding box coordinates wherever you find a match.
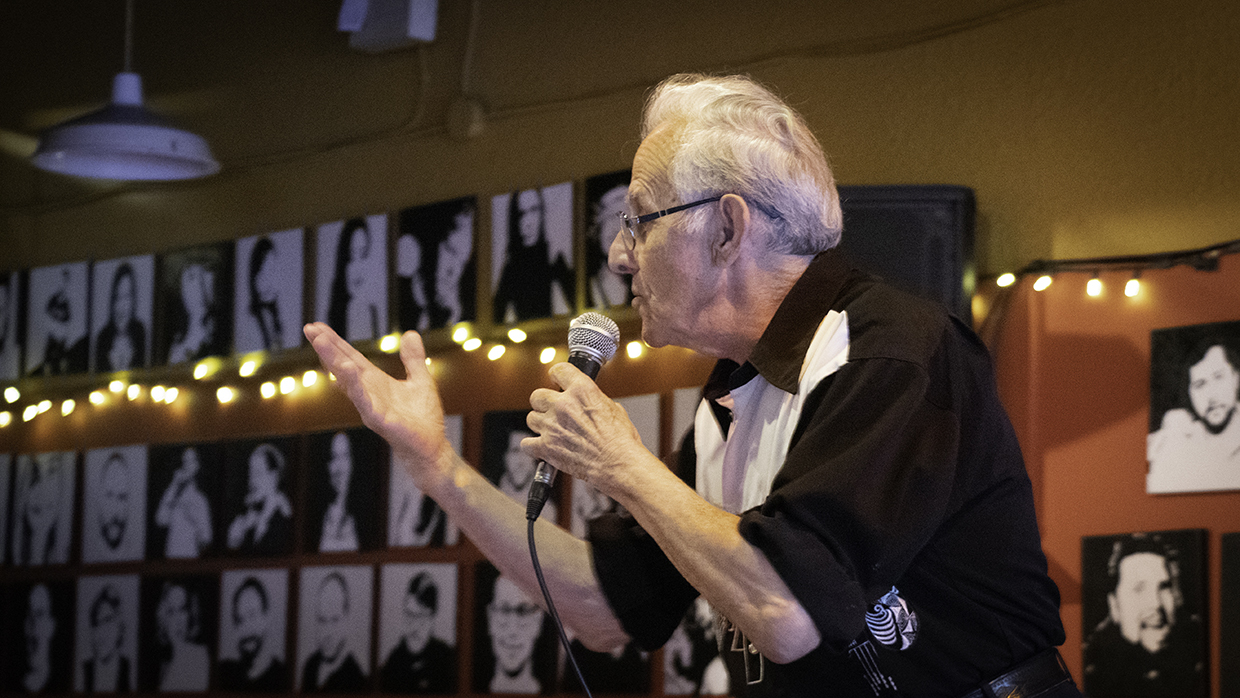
[75,574,140,693]
[296,565,373,693]
[1222,532,1240,698]
[481,410,557,522]
[221,437,297,557]
[0,269,25,381]
[3,579,75,693]
[0,453,10,565]
[157,242,235,366]
[395,196,477,332]
[305,427,383,554]
[218,568,290,692]
[146,442,223,561]
[90,254,154,372]
[24,260,89,376]
[1082,529,1208,698]
[138,574,218,693]
[472,562,558,695]
[10,451,75,566]
[378,562,458,694]
[234,229,305,354]
[1148,320,1240,493]
[389,414,460,548]
[315,214,389,342]
[82,444,148,564]
[490,182,574,324]
[664,597,729,696]
[583,170,632,310]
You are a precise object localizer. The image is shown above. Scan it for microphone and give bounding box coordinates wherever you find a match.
[526,312,620,521]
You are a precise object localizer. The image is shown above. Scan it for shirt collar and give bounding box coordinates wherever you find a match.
[704,248,850,400]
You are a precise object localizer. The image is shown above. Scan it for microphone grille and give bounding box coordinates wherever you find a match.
[568,312,620,364]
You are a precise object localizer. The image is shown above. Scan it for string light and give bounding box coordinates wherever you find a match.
[1032,275,1053,291]
[1125,273,1141,297]
[995,273,1016,288]
[451,325,471,343]
[302,370,318,387]
[539,347,557,364]
[90,390,105,405]
[261,381,277,399]
[239,360,257,377]
[37,399,51,414]
[4,386,18,403]
[1086,274,1102,297]
[462,338,482,351]
[164,387,179,404]
[109,380,126,393]
[279,376,296,394]
[626,341,644,359]
[127,384,141,401]
[507,328,527,343]
[487,344,506,361]
[379,333,400,353]
[23,405,38,421]
[193,362,210,380]
[151,385,166,402]
[217,386,235,403]
[0,411,10,427]
[61,399,75,416]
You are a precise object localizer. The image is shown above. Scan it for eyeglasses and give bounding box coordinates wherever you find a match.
[617,195,722,250]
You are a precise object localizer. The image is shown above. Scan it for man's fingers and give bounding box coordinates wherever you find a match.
[547,361,590,389]
[398,331,429,378]
[305,322,370,377]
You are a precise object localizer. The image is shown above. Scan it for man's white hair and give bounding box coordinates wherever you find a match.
[641,74,843,255]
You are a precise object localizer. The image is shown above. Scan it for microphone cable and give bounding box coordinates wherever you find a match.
[527,511,594,698]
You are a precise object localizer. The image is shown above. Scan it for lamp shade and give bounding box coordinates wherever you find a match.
[31,72,220,181]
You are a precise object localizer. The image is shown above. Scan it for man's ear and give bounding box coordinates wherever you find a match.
[712,194,750,265]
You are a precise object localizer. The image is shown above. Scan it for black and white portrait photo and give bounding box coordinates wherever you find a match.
[217,568,289,692]
[82,445,148,564]
[3,580,75,694]
[147,442,221,560]
[584,170,633,310]
[664,597,729,696]
[223,437,296,557]
[316,214,388,342]
[158,242,234,366]
[490,182,574,325]
[378,563,458,694]
[75,574,140,693]
[0,270,24,381]
[396,196,477,332]
[1082,529,1208,698]
[139,574,217,693]
[482,410,557,522]
[235,229,305,354]
[90,254,154,372]
[306,428,382,553]
[24,260,89,376]
[1148,320,1240,493]
[0,454,9,564]
[296,565,373,693]
[473,562,558,695]
[389,414,460,548]
[10,451,75,566]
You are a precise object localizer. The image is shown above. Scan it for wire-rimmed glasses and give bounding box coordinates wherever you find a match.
[616,195,722,250]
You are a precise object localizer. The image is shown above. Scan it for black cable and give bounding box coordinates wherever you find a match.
[527,516,594,698]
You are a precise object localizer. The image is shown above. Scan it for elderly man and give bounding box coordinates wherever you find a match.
[305,73,1075,697]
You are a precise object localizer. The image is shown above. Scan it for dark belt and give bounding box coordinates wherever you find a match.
[962,649,1075,698]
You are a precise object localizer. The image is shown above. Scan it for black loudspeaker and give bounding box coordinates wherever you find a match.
[837,185,975,324]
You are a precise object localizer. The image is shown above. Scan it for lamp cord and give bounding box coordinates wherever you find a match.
[528,517,594,698]
[123,0,134,73]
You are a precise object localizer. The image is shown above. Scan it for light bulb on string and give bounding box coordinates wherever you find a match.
[996,273,1016,288]
[1086,273,1102,297]
[3,386,19,403]
[1033,275,1053,292]
[1125,272,1141,297]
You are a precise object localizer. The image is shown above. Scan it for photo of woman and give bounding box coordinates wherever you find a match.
[235,229,304,354]
[158,243,234,366]
[91,255,154,372]
[316,214,387,342]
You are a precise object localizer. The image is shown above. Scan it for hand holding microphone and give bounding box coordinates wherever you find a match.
[526,312,620,520]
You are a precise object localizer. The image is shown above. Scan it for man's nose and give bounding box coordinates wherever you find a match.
[608,229,636,276]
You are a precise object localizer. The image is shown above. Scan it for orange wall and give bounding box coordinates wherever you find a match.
[989,254,1240,696]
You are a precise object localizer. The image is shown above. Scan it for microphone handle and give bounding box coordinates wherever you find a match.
[526,350,604,520]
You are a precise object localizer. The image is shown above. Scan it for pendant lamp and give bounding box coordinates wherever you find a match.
[30,0,220,181]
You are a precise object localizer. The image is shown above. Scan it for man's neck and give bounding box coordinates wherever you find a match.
[714,253,813,364]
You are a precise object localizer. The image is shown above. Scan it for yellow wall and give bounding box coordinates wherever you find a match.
[2,0,1238,275]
